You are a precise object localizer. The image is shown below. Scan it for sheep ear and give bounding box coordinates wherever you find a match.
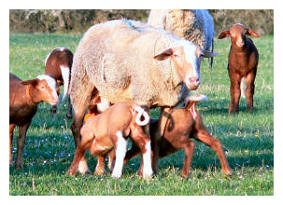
[247,29,260,38]
[154,48,174,61]
[196,48,218,58]
[218,30,230,39]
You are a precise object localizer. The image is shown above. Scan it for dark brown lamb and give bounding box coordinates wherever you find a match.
[218,23,260,113]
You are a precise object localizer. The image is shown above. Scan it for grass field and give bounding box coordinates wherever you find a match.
[9,33,273,195]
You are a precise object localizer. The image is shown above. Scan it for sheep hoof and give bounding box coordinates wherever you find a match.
[66,112,72,119]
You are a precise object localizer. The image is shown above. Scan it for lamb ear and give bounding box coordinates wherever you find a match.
[154,48,174,61]
[247,29,260,38]
[20,79,39,86]
[185,94,208,107]
[218,30,230,39]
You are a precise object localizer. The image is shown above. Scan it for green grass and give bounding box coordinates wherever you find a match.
[9,33,273,195]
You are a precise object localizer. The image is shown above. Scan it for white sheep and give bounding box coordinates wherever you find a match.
[148,9,215,68]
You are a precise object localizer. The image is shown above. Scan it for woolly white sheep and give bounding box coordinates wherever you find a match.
[148,9,215,68]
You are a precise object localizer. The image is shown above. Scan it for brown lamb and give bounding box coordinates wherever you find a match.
[9,72,59,169]
[120,94,232,178]
[45,47,73,118]
[68,102,153,179]
[218,23,260,113]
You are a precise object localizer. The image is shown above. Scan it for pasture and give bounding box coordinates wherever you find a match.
[9,33,273,195]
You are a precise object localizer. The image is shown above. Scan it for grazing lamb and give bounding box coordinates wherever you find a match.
[9,72,59,169]
[68,102,152,179]
[45,47,73,118]
[148,9,215,68]
[69,19,216,174]
[116,94,232,178]
[218,23,260,113]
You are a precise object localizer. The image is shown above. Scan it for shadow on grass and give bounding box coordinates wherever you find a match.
[199,97,273,116]
[9,140,273,178]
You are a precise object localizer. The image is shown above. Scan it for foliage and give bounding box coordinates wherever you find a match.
[10,9,273,35]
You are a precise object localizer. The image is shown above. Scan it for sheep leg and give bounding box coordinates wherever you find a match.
[9,124,16,165]
[66,96,73,119]
[228,72,241,113]
[71,113,90,175]
[245,70,257,112]
[95,155,106,175]
[15,121,31,169]
[194,130,232,176]
[130,126,153,179]
[70,90,94,174]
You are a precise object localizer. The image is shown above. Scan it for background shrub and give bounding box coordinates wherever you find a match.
[10,9,273,35]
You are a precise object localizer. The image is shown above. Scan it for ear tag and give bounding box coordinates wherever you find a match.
[84,113,96,123]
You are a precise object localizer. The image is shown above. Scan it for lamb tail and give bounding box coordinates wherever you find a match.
[60,65,70,101]
[133,106,150,126]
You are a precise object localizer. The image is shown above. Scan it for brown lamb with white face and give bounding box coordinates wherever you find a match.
[9,73,59,169]
[218,23,260,113]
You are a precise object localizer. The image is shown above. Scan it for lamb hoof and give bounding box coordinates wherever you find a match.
[142,174,152,181]
[77,160,90,175]
[180,173,189,178]
[50,107,57,114]
[94,168,105,176]
[111,173,121,179]
[67,169,76,176]
[223,168,232,176]
[15,163,23,169]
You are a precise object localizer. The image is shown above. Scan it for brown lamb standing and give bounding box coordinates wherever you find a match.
[122,94,232,178]
[218,23,260,113]
[45,47,73,118]
[9,73,59,169]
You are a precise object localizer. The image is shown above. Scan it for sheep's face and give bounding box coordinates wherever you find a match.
[154,42,217,91]
[154,45,200,90]
[218,23,260,48]
[21,75,59,105]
